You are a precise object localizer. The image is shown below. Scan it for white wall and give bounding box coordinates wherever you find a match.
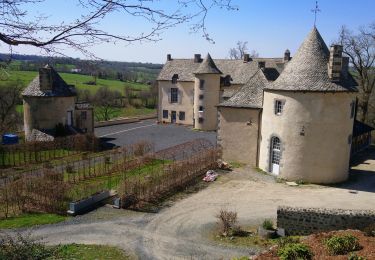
[259,90,356,184]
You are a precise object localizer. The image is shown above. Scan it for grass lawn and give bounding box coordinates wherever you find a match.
[0,149,74,168]
[0,213,67,229]
[0,70,149,93]
[94,106,156,121]
[54,244,132,260]
[67,159,166,201]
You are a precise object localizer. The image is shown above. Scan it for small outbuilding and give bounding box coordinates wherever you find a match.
[22,65,94,141]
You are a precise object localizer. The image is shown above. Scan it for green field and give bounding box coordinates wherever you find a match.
[54,244,132,260]
[94,106,156,121]
[0,213,67,229]
[0,70,149,93]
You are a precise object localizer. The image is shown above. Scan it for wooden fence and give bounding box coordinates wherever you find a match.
[0,134,99,168]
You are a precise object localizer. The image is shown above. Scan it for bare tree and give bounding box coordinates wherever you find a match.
[0,83,23,134]
[0,0,237,59]
[339,24,375,124]
[228,41,258,59]
[93,86,121,121]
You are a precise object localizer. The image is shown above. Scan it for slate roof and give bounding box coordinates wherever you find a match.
[157,55,285,85]
[22,65,76,97]
[266,27,358,92]
[219,68,268,108]
[195,53,222,74]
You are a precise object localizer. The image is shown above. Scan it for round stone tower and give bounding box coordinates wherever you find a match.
[193,53,222,131]
[258,27,358,184]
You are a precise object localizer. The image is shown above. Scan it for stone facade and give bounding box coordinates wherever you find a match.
[217,107,260,166]
[258,91,356,183]
[277,206,375,236]
[23,96,76,138]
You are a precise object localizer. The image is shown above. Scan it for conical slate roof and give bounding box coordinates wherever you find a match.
[266,27,357,92]
[194,53,222,74]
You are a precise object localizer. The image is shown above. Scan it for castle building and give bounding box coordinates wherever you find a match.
[22,65,94,141]
[157,53,288,130]
[158,27,373,184]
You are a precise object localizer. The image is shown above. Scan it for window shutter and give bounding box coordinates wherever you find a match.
[167,88,171,103]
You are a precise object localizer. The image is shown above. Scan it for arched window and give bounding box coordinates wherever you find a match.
[270,136,281,175]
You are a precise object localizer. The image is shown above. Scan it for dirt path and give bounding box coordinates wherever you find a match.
[13,156,375,259]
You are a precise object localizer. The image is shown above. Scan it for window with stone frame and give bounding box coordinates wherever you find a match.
[274,100,284,115]
[199,79,205,90]
[179,111,185,121]
[170,88,178,103]
[199,94,204,100]
[163,110,168,118]
[198,117,204,123]
[199,106,204,112]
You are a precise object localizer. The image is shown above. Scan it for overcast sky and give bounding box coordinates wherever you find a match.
[1,0,374,63]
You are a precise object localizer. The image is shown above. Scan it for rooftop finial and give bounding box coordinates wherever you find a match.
[311,1,321,27]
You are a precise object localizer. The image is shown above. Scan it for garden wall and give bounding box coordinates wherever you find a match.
[277,206,375,236]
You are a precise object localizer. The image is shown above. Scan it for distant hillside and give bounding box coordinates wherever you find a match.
[0,53,163,84]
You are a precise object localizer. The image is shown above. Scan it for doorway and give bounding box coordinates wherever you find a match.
[67,111,73,126]
[171,111,176,123]
[270,136,281,175]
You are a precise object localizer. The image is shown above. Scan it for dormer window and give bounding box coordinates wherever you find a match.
[274,100,284,115]
[222,75,232,86]
[172,74,179,84]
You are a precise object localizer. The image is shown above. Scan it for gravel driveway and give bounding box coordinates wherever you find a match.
[14,150,375,259]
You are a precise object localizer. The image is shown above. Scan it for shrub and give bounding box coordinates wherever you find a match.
[216,209,238,236]
[325,234,361,255]
[363,223,375,237]
[277,236,301,248]
[0,232,56,260]
[348,253,367,260]
[262,219,274,230]
[66,165,75,174]
[277,243,313,260]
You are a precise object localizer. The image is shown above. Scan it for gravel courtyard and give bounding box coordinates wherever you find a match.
[17,149,375,259]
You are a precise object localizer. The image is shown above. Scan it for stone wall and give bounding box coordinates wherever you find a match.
[277,206,375,236]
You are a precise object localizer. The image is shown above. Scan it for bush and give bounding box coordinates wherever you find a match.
[277,236,301,248]
[363,223,375,237]
[0,232,56,260]
[216,209,238,237]
[348,253,367,260]
[262,219,274,230]
[325,234,361,255]
[277,243,313,260]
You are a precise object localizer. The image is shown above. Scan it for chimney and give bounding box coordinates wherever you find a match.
[39,66,53,91]
[341,56,349,79]
[328,44,343,82]
[243,53,251,63]
[258,61,266,70]
[167,54,172,61]
[284,49,291,62]
[194,54,201,63]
